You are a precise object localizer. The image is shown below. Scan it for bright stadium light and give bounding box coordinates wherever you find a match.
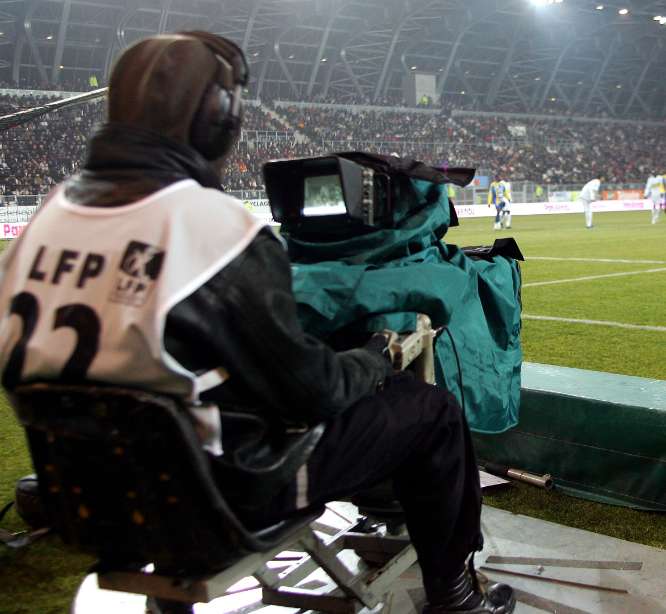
[596,4,604,9]
[530,0,563,5]
[618,8,629,15]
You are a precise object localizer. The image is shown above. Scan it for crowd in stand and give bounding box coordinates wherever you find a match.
[0,95,288,196]
[0,91,664,198]
[277,104,666,185]
[0,94,101,198]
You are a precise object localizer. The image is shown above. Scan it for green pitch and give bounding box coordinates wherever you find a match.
[1,210,665,612]
[447,210,666,380]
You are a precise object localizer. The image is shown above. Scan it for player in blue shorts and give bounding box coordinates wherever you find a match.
[488,175,512,230]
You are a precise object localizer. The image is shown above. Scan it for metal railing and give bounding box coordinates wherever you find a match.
[1,180,647,226]
[240,130,294,142]
[0,205,40,223]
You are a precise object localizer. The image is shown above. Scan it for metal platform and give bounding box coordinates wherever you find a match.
[72,504,666,614]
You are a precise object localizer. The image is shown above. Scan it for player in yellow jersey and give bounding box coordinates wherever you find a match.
[487,175,512,230]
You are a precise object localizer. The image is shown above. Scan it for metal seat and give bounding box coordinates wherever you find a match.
[10,382,418,612]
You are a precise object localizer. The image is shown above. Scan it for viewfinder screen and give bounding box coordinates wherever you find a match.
[303,174,346,216]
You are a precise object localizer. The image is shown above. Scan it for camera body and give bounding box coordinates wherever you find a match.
[263,152,475,242]
[263,154,392,238]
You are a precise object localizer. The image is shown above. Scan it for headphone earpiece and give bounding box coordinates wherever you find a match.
[190,81,242,160]
[183,31,249,161]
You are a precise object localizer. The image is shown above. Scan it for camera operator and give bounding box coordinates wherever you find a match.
[0,33,514,614]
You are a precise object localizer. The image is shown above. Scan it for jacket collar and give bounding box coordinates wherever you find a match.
[64,123,223,207]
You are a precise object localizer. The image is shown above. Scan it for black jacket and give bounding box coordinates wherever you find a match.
[64,125,392,501]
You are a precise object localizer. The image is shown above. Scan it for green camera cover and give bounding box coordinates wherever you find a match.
[288,177,522,433]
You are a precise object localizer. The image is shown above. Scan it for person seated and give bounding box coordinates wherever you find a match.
[0,32,514,614]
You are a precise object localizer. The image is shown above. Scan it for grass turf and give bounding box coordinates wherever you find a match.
[1,209,665,612]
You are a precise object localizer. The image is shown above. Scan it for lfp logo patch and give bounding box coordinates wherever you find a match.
[110,241,165,307]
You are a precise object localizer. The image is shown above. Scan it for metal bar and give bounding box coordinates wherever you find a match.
[321,55,335,98]
[11,35,24,83]
[372,19,404,102]
[583,35,616,115]
[484,555,642,571]
[340,47,364,99]
[274,29,299,98]
[363,543,417,597]
[485,25,520,107]
[623,42,662,115]
[274,554,319,587]
[23,1,48,85]
[241,0,262,52]
[300,530,383,608]
[157,0,172,34]
[307,9,337,97]
[480,566,628,594]
[50,0,71,84]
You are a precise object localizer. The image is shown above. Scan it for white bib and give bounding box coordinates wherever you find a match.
[0,179,266,403]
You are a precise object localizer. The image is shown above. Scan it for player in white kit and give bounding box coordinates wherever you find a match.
[578,177,602,229]
[644,173,665,225]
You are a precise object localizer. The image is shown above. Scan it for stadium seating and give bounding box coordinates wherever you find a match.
[1,92,665,197]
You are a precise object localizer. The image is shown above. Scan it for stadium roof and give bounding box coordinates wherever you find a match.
[1,0,665,118]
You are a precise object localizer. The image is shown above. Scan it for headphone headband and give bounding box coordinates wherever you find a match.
[179,30,249,88]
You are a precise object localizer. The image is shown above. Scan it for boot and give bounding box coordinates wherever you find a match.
[422,556,515,614]
[493,222,501,230]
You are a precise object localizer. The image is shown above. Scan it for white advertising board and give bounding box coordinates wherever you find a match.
[1,222,28,239]
[1,199,653,239]
[245,199,653,225]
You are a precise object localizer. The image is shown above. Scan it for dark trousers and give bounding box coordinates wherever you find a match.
[249,376,482,601]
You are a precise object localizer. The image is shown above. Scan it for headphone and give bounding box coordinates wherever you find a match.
[184,31,249,161]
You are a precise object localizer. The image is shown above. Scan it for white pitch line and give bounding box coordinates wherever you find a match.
[529,256,666,265]
[523,314,666,333]
[523,267,666,287]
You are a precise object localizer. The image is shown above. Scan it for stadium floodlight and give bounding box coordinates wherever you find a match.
[529,0,563,5]
[596,4,604,9]
[618,8,629,15]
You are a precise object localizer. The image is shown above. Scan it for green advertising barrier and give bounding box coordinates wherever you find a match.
[473,362,666,511]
